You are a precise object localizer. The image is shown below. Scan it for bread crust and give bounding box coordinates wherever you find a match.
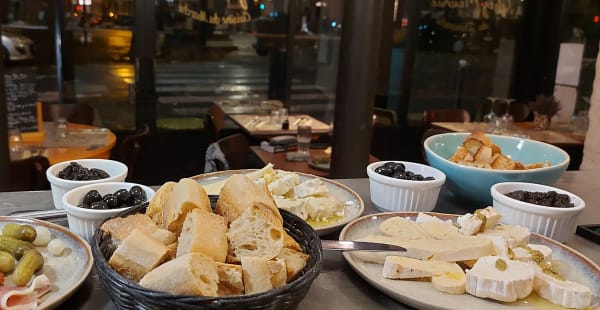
[177,208,228,262]
[146,181,176,227]
[163,178,211,235]
[215,174,282,225]
[139,252,219,297]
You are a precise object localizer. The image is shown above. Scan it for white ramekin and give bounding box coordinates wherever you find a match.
[491,182,585,242]
[62,181,154,243]
[46,159,128,209]
[367,161,446,212]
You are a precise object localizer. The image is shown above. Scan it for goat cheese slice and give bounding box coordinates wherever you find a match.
[466,256,535,302]
[512,244,552,263]
[532,264,592,309]
[383,256,466,295]
[268,173,300,196]
[478,224,530,248]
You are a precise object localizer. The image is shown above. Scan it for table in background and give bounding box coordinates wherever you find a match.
[214,99,283,115]
[229,114,331,139]
[0,171,598,309]
[251,146,379,177]
[431,121,585,145]
[11,122,117,165]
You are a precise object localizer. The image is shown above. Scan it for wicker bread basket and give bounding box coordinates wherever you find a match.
[92,202,323,309]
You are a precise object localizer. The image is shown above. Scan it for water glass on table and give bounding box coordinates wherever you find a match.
[8,128,23,152]
[297,125,312,156]
[270,109,282,126]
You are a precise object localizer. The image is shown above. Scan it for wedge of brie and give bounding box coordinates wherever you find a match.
[383,256,466,295]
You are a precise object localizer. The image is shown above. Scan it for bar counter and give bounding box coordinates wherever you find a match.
[0,171,598,309]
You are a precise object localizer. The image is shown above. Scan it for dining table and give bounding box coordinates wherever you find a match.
[10,122,117,165]
[250,146,379,177]
[0,170,598,309]
[228,113,331,140]
[431,121,586,145]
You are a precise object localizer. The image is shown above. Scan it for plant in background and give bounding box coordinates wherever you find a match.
[528,95,561,117]
[529,95,561,129]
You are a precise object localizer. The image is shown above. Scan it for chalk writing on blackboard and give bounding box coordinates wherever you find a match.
[5,72,39,133]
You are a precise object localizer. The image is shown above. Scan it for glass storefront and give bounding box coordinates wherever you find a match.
[2,0,598,185]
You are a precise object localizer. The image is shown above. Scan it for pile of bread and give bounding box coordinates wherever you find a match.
[99,174,309,297]
[449,131,549,170]
[355,207,593,309]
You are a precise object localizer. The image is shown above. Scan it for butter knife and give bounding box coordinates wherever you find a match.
[321,240,406,252]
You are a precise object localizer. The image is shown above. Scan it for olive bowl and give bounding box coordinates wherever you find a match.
[46,159,128,209]
[491,182,585,242]
[62,181,154,244]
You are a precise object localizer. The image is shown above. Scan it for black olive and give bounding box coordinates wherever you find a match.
[83,190,103,207]
[132,197,146,206]
[90,201,108,210]
[423,176,435,181]
[392,171,405,179]
[103,194,119,209]
[57,161,110,181]
[391,163,405,173]
[114,189,131,203]
[129,186,146,200]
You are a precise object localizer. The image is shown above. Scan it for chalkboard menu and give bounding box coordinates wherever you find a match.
[5,71,40,133]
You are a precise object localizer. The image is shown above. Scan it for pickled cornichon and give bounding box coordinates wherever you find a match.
[2,223,37,242]
[0,235,34,259]
[13,249,44,286]
[0,250,15,273]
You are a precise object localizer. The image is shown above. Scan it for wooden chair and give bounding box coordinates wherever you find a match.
[42,103,95,125]
[113,123,150,182]
[9,156,51,191]
[217,133,250,170]
[205,104,226,142]
[423,109,471,123]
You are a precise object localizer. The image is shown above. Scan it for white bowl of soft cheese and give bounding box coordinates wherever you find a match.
[367,161,446,212]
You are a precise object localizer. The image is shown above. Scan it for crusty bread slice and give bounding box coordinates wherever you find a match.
[146,181,176,227]
[276,248,308,281]
[162,178,211,235]
[177,208,228,262]
[100,213,176,246]
[227,202,284,262]
[241,257,287,294]
[215,174,282,225]
[139,252,219,297]
[282,231,302,252]
[108,229,170,282]
[215,262,244,296]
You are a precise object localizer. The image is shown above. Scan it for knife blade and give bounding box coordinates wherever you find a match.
[321,240,406,252]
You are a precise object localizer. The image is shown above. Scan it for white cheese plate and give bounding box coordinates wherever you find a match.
[192,169,364,236]
[0,216,93,309]
[339,212,600,310]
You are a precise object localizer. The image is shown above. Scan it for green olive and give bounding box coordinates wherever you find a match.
[0,251,15,273]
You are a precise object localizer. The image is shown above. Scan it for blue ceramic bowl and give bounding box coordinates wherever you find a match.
[423,132,569,205]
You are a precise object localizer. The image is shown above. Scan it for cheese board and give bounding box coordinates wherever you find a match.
[339,212,600,309]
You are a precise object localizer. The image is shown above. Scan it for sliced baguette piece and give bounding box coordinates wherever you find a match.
[162,178,211,235]
[99,213,176,246]
[241,257,287,294]
[282,231,302,252]
[176,208,228,262]
[215,262,244,296]
[227,202,284,262]
[276,247,309,281]
[108,229,170,282]
[139,252,219,297]
[145,181,176,227]
[215,174,282,225]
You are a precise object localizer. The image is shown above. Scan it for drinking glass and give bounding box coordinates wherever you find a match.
[270,109,282,126]
[499,98,515,132]
[484,97,499,132]
[56,117,69,139]
[297,125,312,157]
